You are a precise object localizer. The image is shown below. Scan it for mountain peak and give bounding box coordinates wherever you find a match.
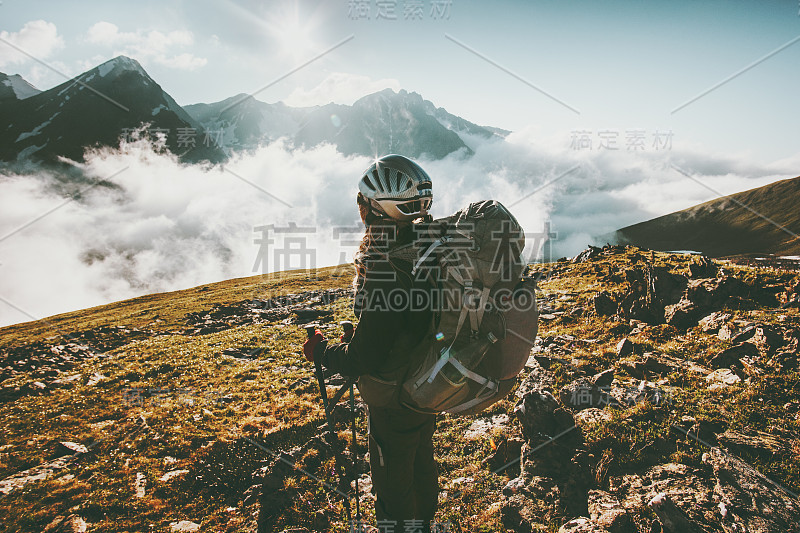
[0,72,41,101]
[95,55,148,79]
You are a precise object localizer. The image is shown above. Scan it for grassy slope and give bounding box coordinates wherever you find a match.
[615,175,800,257]
[0,251,798,532]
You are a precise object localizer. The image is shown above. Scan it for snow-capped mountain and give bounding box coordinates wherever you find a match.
[0,56,225,164]
[0,72,41,102]
[185,88,507,159]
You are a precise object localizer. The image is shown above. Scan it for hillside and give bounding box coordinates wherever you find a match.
[614,175,800,258]
[0,248,799,532]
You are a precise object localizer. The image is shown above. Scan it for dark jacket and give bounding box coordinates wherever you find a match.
[320,224,433,378]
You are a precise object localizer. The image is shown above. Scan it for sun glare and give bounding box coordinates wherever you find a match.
[266,2,318,62]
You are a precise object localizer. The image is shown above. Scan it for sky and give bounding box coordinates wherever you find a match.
[1,0,799,327]
[1,0,799,163]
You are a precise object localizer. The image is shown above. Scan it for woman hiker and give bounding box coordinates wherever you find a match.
[303,154,439,531]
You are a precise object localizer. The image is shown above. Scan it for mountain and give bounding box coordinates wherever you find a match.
[185,88,505,159]
[0,56,225,164]
[614,175,800,257]
[183,94,309,152]
[0,72,40,102]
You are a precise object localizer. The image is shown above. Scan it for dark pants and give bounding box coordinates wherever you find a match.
[367,405,439,529]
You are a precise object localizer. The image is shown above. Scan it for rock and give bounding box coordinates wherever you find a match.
[573,408,613,429]
[482,437,524,474]
[55,441,88,456]
[615,338,635,357]
[560,379,618,411]
[611,463,716,529]
[648,493,704,533]
[709,343,758,369]
[592,369,614,388]
[706,369,741,390]
[618,354,679,379]
[516,359,557,397]
[44,514,88,533]
[664,299,700,329]
[750,324,783,355]
[698,311,732,333]
[170,521,201,532]
[688,255,717,279]
[587,490,634,533]
[618,266,687,325]
[716,430,789,458]
[513,390,561,440]
[717,323,736,341]
[464,414,511,440]
[159,469,189,482]
[573,245,602,263]
[557,518,610,532]
[501,476,562,532]
[134,472,147,498]
[593,292,617,317]
[704,447,800,532]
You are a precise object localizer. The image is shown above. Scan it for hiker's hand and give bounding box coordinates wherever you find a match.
[303,330,325,362]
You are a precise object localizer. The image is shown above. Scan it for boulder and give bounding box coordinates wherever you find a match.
[704,447,800,532]
[698,311,732,333]
[709,343,759,369]
[615,338,635,357]
[587,490,635,533]
[594,292,618,317]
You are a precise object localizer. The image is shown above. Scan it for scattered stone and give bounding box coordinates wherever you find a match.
[134,472,146,498]
[44,514,87,533]
[698,311,732,333]
[648,493,704,533]
[593,292,618,317]
[618,354,679,379]
[716,430,789,458]
[159,469,189,482]
[573,408,613,429]
[592,369,614,389]
[706,369,741,390]
[465,414,511,440]
[587,490,634,533]
[558,517,610,532]
[55,441,88,456]
[169,521,201,532]
[560,379,618,411]
[709,342,758,369]
[615,338,635,357]
[704,447,800,532]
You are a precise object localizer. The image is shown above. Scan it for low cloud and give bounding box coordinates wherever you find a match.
[0,20,64,68]
[0,132,796,327]
[283,72,402,107]
[85,21,207,71]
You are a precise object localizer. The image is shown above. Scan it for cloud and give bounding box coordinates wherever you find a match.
[283,72,402,107]
[0,20,64,68]
[85,21,207,71]
[0,133,796,327]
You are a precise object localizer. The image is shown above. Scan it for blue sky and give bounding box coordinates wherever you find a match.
[1,0,799,162]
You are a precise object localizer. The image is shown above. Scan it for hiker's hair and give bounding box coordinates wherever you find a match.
[353,193,398,293]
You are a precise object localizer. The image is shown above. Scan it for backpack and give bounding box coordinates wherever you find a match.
[357,200,539,416]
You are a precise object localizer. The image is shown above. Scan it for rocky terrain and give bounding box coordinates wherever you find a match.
[0,248,798,532]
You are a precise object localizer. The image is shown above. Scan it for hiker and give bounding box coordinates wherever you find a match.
[303,154,439,530]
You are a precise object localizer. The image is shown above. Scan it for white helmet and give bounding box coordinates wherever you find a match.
[359,154,433,221]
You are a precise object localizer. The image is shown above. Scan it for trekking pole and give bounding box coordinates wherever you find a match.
[305,325,352,524]
[341,320,361,521]
[306,325,331,418]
